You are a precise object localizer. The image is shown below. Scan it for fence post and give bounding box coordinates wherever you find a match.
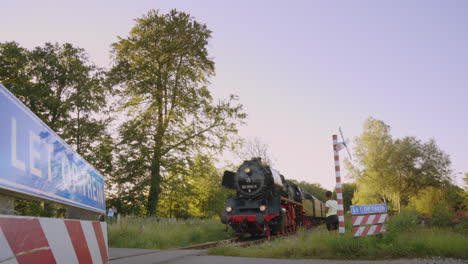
[332,135,345,234]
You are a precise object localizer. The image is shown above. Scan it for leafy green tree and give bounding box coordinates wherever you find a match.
[342,183,357,212]
[184,155,235,217]
[28,43,112,160]
[348,117,452,212]
[390,137,451,211]
[348,117,395,205]
[409,186,447,215]
[463,173,468,209]
[0,42,31,101]
[109,9,246,216]
[1,42,112,215]
[157,155,234,218]
[0,42,112,166]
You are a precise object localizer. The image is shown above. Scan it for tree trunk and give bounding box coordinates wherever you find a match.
[397,197,401,213]
[147,144,162,216]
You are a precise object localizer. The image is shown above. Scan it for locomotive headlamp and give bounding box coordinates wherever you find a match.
[259,205,267,212]
[226,206,233,213]
[244,167,251,174]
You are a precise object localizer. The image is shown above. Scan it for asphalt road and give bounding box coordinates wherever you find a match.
[108,248,466,264]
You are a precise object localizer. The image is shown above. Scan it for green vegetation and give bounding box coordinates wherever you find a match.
[209,211,468,260]
[346,117,464,216]
[107,9,246,216]
[107,155,236,218]
[1,5,466,238]
[1,40,112,217]
[108,216,232,249]
[293,181,328,202]
[1,9,245,218]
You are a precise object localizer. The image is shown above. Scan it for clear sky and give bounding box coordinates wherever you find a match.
[2,0,467,190]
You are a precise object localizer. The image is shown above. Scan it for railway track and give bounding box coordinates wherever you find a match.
[110,225,322,262]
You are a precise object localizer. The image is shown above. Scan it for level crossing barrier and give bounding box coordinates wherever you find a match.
[350,204,389,237]
[0,215,108,264]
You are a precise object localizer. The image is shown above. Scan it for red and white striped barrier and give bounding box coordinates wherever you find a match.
[353,223,386,237]
[332,135,345,234]
[352,213,388,226]
[0,215,108,264]
[351,214,388,237]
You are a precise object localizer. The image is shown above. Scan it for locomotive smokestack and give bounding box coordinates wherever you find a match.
[252,157,262,162]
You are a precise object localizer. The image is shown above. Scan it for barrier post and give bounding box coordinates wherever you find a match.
[332,135,345,234]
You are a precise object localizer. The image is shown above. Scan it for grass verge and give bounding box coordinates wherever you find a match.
[108,216,232,249]
[209,212,468,260]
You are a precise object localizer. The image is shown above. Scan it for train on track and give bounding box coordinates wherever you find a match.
[221,157,326,237]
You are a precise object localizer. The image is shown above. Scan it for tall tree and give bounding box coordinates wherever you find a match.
[110,9,246,215]
[390,137,451,211]
[348,117,452,212]
[348,117,395,205]
[0,42,111,162]
[0,42,31,102]
[28,43,111,159]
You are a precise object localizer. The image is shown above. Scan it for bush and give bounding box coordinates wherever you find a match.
[388,210,420,232]
[452,215,468,234]
[431,203,454,227]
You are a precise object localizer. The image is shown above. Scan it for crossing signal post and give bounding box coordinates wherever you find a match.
[332,127,352,234]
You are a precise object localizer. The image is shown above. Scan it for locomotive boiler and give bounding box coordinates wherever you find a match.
[221,157,325,237]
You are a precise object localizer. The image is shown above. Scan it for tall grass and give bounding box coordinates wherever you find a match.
[209,212,468,260]
[108,216,232,249]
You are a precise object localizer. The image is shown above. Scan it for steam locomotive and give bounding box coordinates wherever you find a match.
[221,158,325,236]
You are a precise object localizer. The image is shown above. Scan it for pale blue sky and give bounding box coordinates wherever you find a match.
[2,0,467,189]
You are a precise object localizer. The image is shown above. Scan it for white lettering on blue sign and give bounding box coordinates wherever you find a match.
[0,84,105,213]
[351,204,387,215]
[11,118,26,171]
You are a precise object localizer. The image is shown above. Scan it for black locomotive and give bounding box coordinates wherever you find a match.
[221,158,325,236]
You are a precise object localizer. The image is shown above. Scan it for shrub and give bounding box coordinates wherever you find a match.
[452,215,468,234]
[431,202,454,227]
[388,209,420,232]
